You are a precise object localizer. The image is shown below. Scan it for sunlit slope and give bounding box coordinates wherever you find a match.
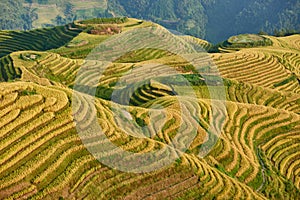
[9,49,300,115]
[0,20,300,199]
[212,35,300,94]
[0,82,270,199]
[1,63,300,199]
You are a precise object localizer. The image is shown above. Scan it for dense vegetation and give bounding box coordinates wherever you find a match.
[108,0,300,43]
[218,34,274,49]
[0,0,35,30]
[109,0,208,39]
[1,0,299,43]
[80,17,129,25]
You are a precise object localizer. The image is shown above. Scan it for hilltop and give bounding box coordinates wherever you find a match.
[0,18,300,199]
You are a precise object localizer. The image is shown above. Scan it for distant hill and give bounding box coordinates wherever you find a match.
[108,0,300,43]
[1,0,299,43]
[0,1,34,30]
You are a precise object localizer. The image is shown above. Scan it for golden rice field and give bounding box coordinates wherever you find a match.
[0,19,299,199]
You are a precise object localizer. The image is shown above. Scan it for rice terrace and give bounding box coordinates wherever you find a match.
[0,1,300,199]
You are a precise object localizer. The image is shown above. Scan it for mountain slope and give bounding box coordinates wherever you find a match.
[0,19,299,199]
[1,1,299,43]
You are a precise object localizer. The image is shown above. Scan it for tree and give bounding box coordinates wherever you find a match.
[0,0,34,30]
[54,15,66,26]
[258,30,268,35]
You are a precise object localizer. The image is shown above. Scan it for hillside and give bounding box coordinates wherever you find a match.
[0,18,300,199]
[1,0,299,43]
[0,1,34,30]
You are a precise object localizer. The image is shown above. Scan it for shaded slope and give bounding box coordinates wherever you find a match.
[0,24,82,58]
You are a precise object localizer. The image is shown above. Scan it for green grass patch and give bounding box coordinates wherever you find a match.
[20,89,37,96]
[52,32,108,59]
[116,48,174,63]
[274,75,297,87]
[80,17,129,25]
[217,34,273,49]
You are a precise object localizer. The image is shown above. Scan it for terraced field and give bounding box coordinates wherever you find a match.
[212,47,300,94]
[0,55,21,82]
[0,82,268,199]
[180,35,213,51]
[0,24,82,58]
[0,19,299,199]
